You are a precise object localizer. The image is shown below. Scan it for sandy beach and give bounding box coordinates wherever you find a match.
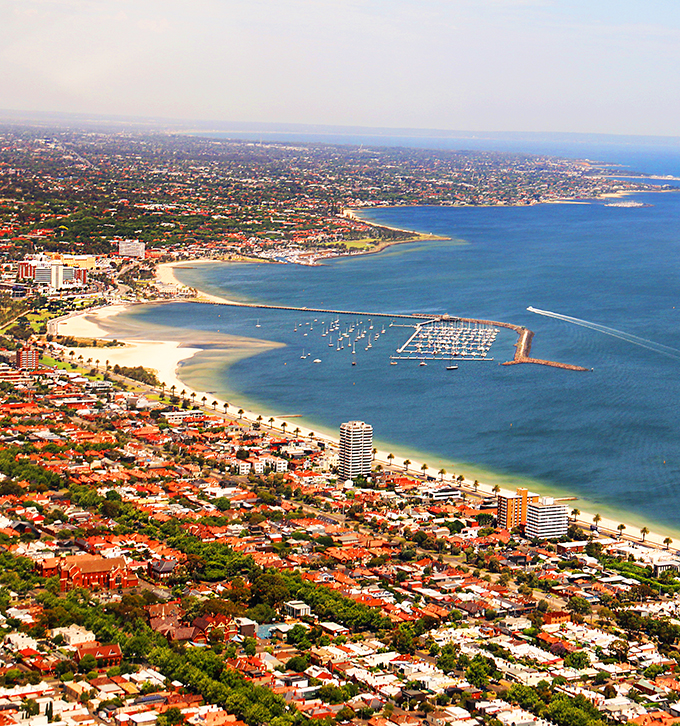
[156,261,241,305]
[55,300,293,440]
[56,305,203,396]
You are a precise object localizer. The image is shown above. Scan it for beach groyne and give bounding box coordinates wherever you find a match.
[457,317,591,371]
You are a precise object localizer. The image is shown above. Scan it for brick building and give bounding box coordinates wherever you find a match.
[39,554,138,592]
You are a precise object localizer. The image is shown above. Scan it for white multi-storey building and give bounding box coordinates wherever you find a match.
[525,496,569,540]
[117,239,146,259]
[339,420,373,481]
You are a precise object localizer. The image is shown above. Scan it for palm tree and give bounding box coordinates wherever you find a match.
[457,474,464,487]
[180,389,186,402]
[268,417,275,428]
[420,463,428,477]
[256,415,263,425]
[86,357,92,367]
[593,513,601,528]
[95,358,100,371]
[190,392,196,406]
[212,400,218,411]
[105,359,110,372]
[473,479,479,493]
[387,453,395,467]
[640,526,649,542]
[372,447,377,461]
[281,421,287,433]
[617,523,626,539]
[238,408,244,419]
[403,459,411,473]
[492,484,500,496]
[223,402,229,414]
[571,508,581,523]
[438,468,446,482]
[664,537,673,550]
[160,382,166,397]
[170,384,176,399]
[294,427,301,438]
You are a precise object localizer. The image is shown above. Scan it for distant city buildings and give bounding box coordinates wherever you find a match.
[525,496,569,539]
[339,420,373,480]
[117,239,146,259]
[497,487,539,531]
[17,256,88,289]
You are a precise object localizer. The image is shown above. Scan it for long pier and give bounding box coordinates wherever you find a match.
[191,300,590,371]
[196,298,436,320]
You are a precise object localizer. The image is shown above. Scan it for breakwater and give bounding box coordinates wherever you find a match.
[457,317,591,371]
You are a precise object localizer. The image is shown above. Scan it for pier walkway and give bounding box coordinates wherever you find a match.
[193,300,590,371]
[197,298,436,320]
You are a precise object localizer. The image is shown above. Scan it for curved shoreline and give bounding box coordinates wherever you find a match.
[57,295,680,549]
[166,262,680,545]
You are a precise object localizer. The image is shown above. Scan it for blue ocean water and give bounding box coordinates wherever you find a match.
[121,140,680,533]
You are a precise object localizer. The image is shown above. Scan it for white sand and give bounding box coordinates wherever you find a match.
[56,304,291,431]
[156,261,241,305]
[57,306,202,397]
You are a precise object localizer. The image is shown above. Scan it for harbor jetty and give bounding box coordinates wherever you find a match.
[193,300,590,371]
[456,317,591,371]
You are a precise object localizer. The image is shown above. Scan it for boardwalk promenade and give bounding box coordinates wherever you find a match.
[196,300,591,371]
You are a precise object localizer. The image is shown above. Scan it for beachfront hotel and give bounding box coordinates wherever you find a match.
[339,420,373,481]
[497,487,539,531]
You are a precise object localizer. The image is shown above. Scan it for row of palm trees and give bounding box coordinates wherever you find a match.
[570,509,673,549]
[63,348,324,441]
[381,454,493,496]
[156,382,324,440]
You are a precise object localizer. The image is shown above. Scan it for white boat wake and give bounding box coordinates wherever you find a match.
[527,306,680,361]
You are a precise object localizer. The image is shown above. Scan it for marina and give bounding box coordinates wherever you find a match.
[391,319,498,362]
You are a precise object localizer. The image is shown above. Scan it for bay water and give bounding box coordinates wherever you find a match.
[111,139,680,535]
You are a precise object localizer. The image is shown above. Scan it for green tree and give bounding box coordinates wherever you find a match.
[564,651,590,670]
[157,707,185,726]
[566,596,592,616]
[78,653,97,673]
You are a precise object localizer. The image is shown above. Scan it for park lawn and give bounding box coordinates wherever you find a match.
[341,238,382,249]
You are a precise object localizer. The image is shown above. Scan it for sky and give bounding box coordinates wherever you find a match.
[2,0,680,137]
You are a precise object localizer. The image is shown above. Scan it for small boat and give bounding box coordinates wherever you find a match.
[255,319,261,328]
[352,359,356,366]
[301,350,307,359]
[313,359,321,364]
[446,365,458,370]
[390,361,398,365]
[419,361,427,366]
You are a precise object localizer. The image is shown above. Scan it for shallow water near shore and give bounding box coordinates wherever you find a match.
[111,143,680,538]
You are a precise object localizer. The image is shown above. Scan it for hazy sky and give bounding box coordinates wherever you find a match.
[2,0,680,136]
